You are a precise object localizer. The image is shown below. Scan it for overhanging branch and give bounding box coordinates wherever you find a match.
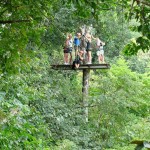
[0,19,31,24]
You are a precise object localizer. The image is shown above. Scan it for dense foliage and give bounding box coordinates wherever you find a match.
[0,0,150,149]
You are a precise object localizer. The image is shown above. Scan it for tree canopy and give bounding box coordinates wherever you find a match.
[0,0,150,149]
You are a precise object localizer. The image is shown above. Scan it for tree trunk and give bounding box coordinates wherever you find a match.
[82,69,90,122]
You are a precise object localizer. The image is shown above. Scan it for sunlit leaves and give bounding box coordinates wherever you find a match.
[89,58,150,148]
[0,0,53,73]
[0,51,53,149]
[123,36,150,55]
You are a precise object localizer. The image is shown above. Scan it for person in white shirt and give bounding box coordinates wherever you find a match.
[96,37,105,64]
[63,34,73,65]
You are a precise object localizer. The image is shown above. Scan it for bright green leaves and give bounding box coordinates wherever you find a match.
[124,0,150,55]
[0,105,51,149]
[123,36,150,55]
[89,57,150,148]
[0,51,53,149]
[136,36,150,50]
[53,139,78,150]
[0,0,53,74]
[0,0,149,75]
[123,39,139,55]
[0,1,150,149]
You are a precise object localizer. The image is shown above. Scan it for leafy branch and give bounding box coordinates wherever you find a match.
[0,19,31,24]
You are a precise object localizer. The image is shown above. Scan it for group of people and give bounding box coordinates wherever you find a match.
[63,29,105,68]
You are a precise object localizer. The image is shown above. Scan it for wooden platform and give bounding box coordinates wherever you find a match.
[51,64,110,70]
[131,140,150,149]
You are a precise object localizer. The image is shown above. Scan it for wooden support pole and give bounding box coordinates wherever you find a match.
[82,68,90,122]
[51,63,110,123]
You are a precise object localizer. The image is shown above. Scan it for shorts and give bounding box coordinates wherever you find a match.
[97,50,104,56]
[64,49,69,53]
[64,47,72,53]
[86,41,91,51]
[74,59,81,65]
[72,59,81,69]
[68,47,72,53]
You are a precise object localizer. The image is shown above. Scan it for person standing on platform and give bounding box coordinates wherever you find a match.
[80,25,88,56]
[96,37,105,64]
[68,34,73,64]
[63,34,73,65]
[85,30,95,64]
[74,33,81,57]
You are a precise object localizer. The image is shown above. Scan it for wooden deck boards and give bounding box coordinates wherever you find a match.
[51,64,110,70]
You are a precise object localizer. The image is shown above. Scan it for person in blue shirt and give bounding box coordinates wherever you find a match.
[74,33,81,57]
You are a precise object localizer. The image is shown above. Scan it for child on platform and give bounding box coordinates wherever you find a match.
[72,50,83,69]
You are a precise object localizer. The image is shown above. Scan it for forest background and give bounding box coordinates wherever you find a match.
[0,0,150,149]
